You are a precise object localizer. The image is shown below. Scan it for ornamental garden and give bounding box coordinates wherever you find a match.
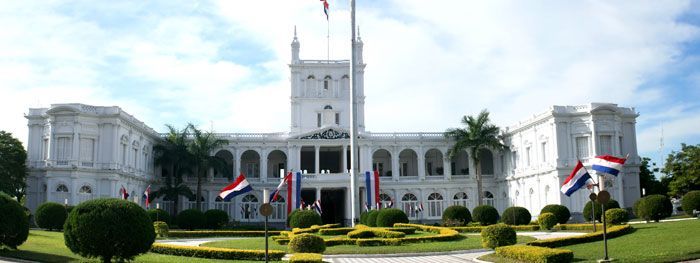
[1,191,700,263]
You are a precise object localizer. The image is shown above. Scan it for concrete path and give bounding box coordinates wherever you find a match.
[628,217,697,225]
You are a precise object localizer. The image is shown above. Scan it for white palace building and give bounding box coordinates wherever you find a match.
[23,32,642,225]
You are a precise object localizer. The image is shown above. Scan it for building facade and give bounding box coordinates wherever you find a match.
[24,33,641,225]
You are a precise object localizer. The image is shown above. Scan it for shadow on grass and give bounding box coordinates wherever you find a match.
[0,249,78,263]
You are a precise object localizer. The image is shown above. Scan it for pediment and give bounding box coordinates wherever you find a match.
[295,127,350,140]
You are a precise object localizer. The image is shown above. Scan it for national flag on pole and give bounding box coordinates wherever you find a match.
[120,185,129,200]
[300,199,306,210]
[142,185,151,208]
[320,0,329,20]
[376,202,381,210]
[313,200,322,214]
[387,199,394,208]
[364,203,370,212]
[270,172,291,202]
[287,171,302,214]
[417,202,424,212]
[561,161,595,196]
[218,173,253,201]
[591,155,627,176]
[365,170,380,210]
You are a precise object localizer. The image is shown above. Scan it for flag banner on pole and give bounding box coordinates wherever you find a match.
[417,202,424,212]
[320,0,329,20]
[387,199,393,208]
[287,171,302,214]
[142,185,151,207]
[218,173,253,201]
[314,200,322,214]
[270,172,291,202]
[364,202,370,212]
[591,155,627,176]
[120,185,129,200]
[561,161,594,196]
[365,170,380,210]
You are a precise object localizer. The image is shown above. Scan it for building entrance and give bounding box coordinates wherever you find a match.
[321,188,346,225]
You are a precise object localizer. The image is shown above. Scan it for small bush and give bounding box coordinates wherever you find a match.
[540,204,571,224]
[359,211,368,225]
[538,213,557,230]
[583,199,620,222]
[35,202,68,231]
[681,191,700,216]
[375,208,409,227]
[496,245,574,263]
[605,208,629,225]
[289,210,322,229]
[204,209,229,229]
[366,210,380,227]
[634,194,672,222]
[154,221,169,237]
[288,234,326,253]
[502,207,531,225]
[176,209,206,230]
[481,224,516,249]
[442,205,472,226]
[0,192,29,249]
[147,208,171,224]
[289,253,323,263]
[64,198,155,262]
[473,205,499,226]
[287,210,299,226]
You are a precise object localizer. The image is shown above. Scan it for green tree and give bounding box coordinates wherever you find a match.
[445,110,504,205]
[188,124,229,210]
[662,144,700,197]
[0,131,27,200]
[639,157,666,196]
[153,125,195,215]
[150,176,194,216]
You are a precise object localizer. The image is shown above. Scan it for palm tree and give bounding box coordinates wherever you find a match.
[445,109,505,206]
[188,124,230,210]
[153,124,194,215]
[150,175,195,215]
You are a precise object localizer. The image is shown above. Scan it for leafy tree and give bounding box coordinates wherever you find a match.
[150,176,194,216]
[188,124,229,210]
[662,144,700,197]
[0,131,27,200]
[153,125,195,215]
[445,110,504,205]
[639,157,667,196]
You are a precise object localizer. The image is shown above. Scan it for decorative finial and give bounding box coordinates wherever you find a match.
[357,25,361,39]
[294,25,297,39]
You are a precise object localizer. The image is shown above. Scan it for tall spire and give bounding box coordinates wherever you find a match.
[291,26,300,63]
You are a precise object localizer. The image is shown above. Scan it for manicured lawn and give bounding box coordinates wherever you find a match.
[0,230,280,263]
[201,232,536,254]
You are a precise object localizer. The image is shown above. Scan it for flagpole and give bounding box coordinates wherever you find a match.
[327,17,330,63]
[349,0,358,227]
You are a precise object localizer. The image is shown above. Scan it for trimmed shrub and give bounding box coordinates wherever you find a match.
[204,209,229,229]
[319,227,355,235]
[177,209,206,230]
[605,208,629,225]
[147,208,171,224]
[64,198,155,262]
[481,224,516,249]
[0,192,29,249]
[366,210,380,227]
[289,253,324,263]
[154,221,169,237]
[359,211,368,225]
[552,224,597,231]
[473,205,499,226]
[442,205,472,226]
[375,208,409,227]
[168,230,282,238]
[356,238,402,246]
[151,243,284,261]
[287,210,299,225]
[538,213,557,230]
[288,234,326,253]
[502,206,531,225]
[452,225,539,233]
[681,190,700,216]
[540,204,571,224]
[289,210,322,229]
[528,224,633,248]
[35,202,68,231]
[634,194,672,222]
[496,245,574,263]
[347,229,405,239]
[583,199,620,222]
[393,223,462,243]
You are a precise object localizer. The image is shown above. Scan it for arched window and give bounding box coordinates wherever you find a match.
[307,75,315,79]
[271,195,286,221]
[427,193,444,218]
[483,191,495,206]
[401,193,419,218]
[323,75,332,90]
[56,184,69,192]
[453,192,468,207]
[79,185,92,194]
[379,193,393,208]
[78,185,93,203]
[242,194,259,220]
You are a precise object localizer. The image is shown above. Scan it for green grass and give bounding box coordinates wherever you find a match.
[0,230,280,263]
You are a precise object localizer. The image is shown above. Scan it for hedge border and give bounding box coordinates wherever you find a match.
[527,224,633,248]
[496,245,574,263]
[356,238,402,247]
[393,223,462,243]
[167,230,281,238]
[151,243,284,261]
[347,229,405,239]
[289,253,324,263]
[451,225,540,233]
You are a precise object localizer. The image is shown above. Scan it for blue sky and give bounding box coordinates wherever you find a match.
[1,1,699,176]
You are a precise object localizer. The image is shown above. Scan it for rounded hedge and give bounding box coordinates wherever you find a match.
[287,210,299,225]
[204,209,229,229]
[501,206,531,225]
[634,194,672,222]
[605,208,629,225]
[681,191,700,216]
[154,221,169,237]
[481,224,516,249]
[442,205,472,226]
[0,192,29,249]
[289,233,326,253]
[473,205,500,226]
[35,202,68,231]
[540,204,571,224]
[376,208,409,227]
[359,211,369,225]
[538,212,557,230]
[366,210,380,227]
[64,198,155,262]
[146,208,171,224]
[583,199,620,223]
[176,209,206,230]
[289,210,322,229]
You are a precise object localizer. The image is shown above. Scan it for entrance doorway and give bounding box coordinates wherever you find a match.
[321,188,346,225]
[301,189,317,209]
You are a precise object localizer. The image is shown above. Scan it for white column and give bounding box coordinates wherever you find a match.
[443,155,452,181]
[314,145,320,174]
[392,148,400,181]
[417,152,426,181]
[233,148,240,176]
[72,127,80,165]
[316,188,321,202]
[260,149,268,182]
[342,145,348,173]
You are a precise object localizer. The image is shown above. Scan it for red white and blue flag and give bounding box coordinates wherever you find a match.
[270,172,291,202]
[120,185,129,200]
[287,171,302,214]
[561,161,595,196]
[591,155,627,176]
[387,199,394,208]
[218,173,253,201]
[365,170,380,210]
[416,202,424,213]
[142,185,151,208]
[313,200,322,214]
[320,0,329,20]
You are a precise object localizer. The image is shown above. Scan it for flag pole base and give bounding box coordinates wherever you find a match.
[597,259,614,263]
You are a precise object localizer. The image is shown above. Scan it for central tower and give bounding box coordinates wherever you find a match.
[289,28,366,134]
